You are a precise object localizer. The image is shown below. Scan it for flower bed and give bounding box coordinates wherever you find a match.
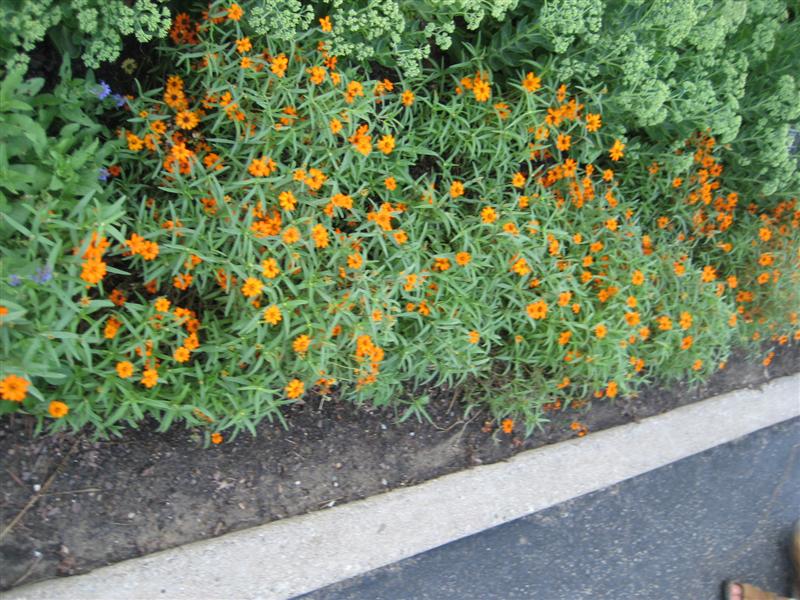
[1,1,799,441]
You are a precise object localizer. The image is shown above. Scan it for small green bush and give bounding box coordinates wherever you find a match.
[0,0,171,74]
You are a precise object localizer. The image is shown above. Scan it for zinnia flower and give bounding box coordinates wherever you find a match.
[609,139,625,161]
[0,374,29,402]
[241,277,263,298]
[226,3,243,21]
[376,134,395,155]
[48,400,69,418]
[263,305,282,325]
[526,300,548,320]
[293,335,311,354]
[522,72,541,93]
[141,369,158,388]
[175,110,199,130]
[116,361,134,378]
[285,378,305,398]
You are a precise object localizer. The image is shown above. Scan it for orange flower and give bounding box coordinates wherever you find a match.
[585,113,601,132]
[625,312,640,326]
[307,65,326,85]
[481,206,497,224]
[455,252,471,266]
[263,305,282,325]
[401,90,415,107]
[270,54,289,78]
[556,133,571,152]
[450,181,465,198]
[472,77,491,102]
[226,3,243,20]
[141,369,158,388]
[434,257,452,272]
[605,381,618,398]
[609,139,625,161]
[558,331,572,345]
[104,317,121,339]
[679,311,693,330]
[311,224,330,248]
[510,257,529,276]
[248,156,276,177]
[701,265,717,283]
[521,72,541,93]
[0,374,29,402]
[81,260,107,285]
[347,253,363,269]
[657,315,673,331]
[376,134,395,154]
[286,378,305,399]
[241,277,263,298]
[511,172,526,188]
[211,432,223,444]
[631,270,644,285]
[279,190,297,211]
[175,110,199,130]
[526,300,548,320]
[344,80,364,104]
[468,330,480,344]
[501,418,514,434]
[116,361,134,378]
[385,176,397,190]
[174,347,190,363]
[155,297,171,312]
[680,335,693,350]
[595,324,608,338]
[293,334,311,354]
[236,37,252,53]
[48,400,69,418]
[261,258,281,278]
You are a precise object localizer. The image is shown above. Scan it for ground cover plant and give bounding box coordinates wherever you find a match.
[1,0,798,443]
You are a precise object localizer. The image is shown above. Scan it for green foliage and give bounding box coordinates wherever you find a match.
[0,0,171,74]
[0,0,798,441]
[239,0,518,78]
[0,61,124,429]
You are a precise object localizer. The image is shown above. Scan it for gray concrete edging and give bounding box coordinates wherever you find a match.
[4,374,799,600]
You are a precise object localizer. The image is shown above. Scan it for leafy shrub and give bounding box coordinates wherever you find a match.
[238,0,519,78]
[2,3,797,441]
[467,0,800,201]
[0,0,171,74]
[0,61,124,426]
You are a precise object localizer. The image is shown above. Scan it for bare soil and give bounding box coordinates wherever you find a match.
[1,343,798,591]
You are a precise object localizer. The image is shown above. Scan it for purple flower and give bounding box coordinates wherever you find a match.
[8,274,22,287]
[98,167,110,182]
[31,265,53,284]
[112,93,126,108]
[94,80,111,100]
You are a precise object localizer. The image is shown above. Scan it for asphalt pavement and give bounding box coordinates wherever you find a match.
[301,417,800,600]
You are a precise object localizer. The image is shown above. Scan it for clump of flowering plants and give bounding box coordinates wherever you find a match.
[1,2,798,440]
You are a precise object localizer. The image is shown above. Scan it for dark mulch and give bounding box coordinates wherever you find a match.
[1,342,798,591]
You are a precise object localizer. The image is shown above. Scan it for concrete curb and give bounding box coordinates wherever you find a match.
[5,374,799,600]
